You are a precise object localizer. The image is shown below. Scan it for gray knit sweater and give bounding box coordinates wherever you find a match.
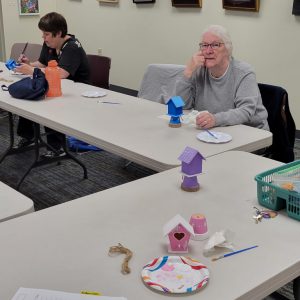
[175,58,269,130]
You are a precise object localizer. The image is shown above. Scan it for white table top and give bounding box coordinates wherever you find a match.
[0,181,34,222]
[0,151,298,300]
[0,64,272,171]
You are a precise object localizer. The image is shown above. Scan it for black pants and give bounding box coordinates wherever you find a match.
[17,117,65,151]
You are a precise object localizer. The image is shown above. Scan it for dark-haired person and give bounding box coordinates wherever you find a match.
[175,24,269,131]
[15,12,89,158]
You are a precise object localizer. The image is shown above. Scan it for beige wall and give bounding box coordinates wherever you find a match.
[2,0,56,57]
[1,0,300,128]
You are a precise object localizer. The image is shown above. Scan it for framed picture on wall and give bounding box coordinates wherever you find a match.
[171,0,202,7]
[18,0,39,16]
[223,0,259,12]
[133,0,155,3]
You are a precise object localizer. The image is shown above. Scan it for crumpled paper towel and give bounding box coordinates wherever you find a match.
[181,110,200,124]
[203,229,234,256]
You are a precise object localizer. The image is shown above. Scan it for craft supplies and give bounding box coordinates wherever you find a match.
[166,96,184,128]
[255,160,300,221]
[5,59,20,71]
[204,129,218,139]
[211,245,258,261]
[141,255,209,294]
[20,42,28,56]
[81,90,107,98]
[197,131,232,143]
[16,42,28,63]
[99,101,121,104]
[178,146,205,192]
[163,214,194,253]
[189,213,209,240]
[108,243,133,274]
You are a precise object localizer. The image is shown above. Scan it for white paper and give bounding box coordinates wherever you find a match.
[11,287,127,300]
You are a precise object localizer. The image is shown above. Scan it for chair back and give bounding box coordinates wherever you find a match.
[258,83,296,162]
[10,43,42,62]
[87,54,111,89]
[138,64,185,103]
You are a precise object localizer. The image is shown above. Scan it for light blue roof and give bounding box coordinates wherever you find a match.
[167,96,185,108]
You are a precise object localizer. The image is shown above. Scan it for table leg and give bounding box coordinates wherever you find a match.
[293,277,300,300]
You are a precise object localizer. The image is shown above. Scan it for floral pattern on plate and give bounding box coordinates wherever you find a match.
[141,256,209,294]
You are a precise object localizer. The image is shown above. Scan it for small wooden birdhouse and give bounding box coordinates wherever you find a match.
[178,146,205,176]
[178,147,205,192]
[166,96,185,117]
[166,96,185,128]
[163,214,194,253]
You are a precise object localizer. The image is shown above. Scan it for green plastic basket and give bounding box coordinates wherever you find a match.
[255,160,300,221]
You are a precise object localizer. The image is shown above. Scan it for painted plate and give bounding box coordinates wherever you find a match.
[141,256,209,294]
[81,90,107,98]
[197,131,232,144]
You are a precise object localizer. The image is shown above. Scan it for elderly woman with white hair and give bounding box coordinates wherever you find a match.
[175,25,269,131]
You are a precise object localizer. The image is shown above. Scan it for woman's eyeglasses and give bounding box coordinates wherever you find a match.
[199,42,224,50]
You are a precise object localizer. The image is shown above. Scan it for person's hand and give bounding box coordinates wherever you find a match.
[184,51,206,78]
[14,63,34,75]
[17,54,30,64]
[196,111,216,129]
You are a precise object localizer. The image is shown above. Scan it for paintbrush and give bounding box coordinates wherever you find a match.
[205,129,218,139]
[211,245,258,261]
[17,42,28,63]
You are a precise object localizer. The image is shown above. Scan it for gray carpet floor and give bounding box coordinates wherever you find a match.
[0,113,156,211]
[0,112,299,300]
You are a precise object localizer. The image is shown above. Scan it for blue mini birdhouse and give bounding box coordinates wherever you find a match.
[178,146,205,192]
[166,96,185,128]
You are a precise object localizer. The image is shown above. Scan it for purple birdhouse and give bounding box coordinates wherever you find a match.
[163,214,194,253]
[178,146,205,176]
[178,147,205,192]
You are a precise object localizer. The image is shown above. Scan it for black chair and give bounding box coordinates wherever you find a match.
[258,83,296,163]
[87,54,111,89]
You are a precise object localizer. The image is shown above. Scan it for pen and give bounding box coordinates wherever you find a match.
[212,245,258,261]
[80,290,102,296]
[205,129,218,139]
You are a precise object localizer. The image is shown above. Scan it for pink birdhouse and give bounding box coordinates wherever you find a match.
[163,214,195,253]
